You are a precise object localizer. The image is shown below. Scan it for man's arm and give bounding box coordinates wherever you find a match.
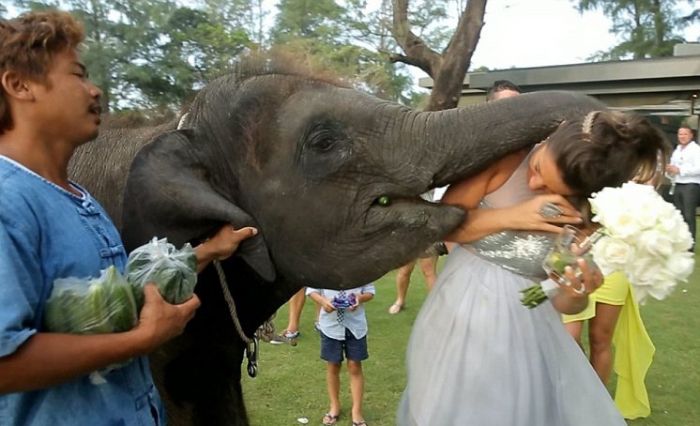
[194,225,257,273]
[0,284,197,394]
[678,144,700,178]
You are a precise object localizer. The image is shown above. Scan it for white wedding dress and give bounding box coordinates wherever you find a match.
[397,155,626,426]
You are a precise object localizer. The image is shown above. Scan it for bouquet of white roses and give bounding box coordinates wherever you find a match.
[522,182,694,308]
[588,182,694,304]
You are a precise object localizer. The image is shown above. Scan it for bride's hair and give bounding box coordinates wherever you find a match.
[546,110,670,197]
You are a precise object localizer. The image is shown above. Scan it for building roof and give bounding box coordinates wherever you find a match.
[418,46,700,119]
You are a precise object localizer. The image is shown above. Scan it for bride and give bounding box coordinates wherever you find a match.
[398,111,667,425]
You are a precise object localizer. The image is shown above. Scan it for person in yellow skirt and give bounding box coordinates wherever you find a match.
[563,271,655,420]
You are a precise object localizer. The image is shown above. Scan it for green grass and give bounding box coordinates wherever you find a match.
[243,255,700,426]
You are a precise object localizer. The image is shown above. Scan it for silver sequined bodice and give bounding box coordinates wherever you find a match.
[469,228,554,280]
[466,148,554,281]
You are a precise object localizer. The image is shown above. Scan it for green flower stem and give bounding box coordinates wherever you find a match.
[520,283,548,309]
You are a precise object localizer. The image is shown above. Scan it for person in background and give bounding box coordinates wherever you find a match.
[388,190,438,314]
[666,125,700,249]
[486,79,522,101]
[561,167,666,420]
[307,284,375,426]
[562,271,655,420]
[269,287,321,345]
[0,10,255,424]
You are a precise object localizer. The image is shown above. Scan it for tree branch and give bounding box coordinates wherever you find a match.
[427,0,487,111]
[391,0,442,77]
[389,52,431,70]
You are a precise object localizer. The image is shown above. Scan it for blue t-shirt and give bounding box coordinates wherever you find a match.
[0,156,164,425]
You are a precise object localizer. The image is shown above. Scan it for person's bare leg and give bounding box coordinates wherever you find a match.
[389,260,416,314]
[347,360,365,424]
[285,287,306,333]
[564,320,584,349]
[588,303,623,384]
[418,256,438,290]
[326,362,342,419]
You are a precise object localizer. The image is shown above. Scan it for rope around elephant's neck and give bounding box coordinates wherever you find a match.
[213,260,259,377]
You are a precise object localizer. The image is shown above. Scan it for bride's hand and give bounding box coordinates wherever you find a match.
[507,194,583,234]
[558,258,603,299]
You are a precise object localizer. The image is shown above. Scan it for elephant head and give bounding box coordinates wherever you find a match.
[121,58,604,290]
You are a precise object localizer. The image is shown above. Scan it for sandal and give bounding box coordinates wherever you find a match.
[322,413,339,425]
[388,302,403,315]
[352,421,368,426]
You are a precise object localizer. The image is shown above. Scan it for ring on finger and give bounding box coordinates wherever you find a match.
[538,202,563,219]
[573,284,586,295]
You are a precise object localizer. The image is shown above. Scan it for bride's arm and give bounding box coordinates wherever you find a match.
[442,155,582,244]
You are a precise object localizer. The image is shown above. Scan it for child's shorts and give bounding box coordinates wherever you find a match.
[320,329,369,363]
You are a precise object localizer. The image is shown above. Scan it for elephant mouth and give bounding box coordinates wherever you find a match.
[364,191,464,240]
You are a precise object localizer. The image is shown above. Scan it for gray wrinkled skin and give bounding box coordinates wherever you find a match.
[69,60,604,425]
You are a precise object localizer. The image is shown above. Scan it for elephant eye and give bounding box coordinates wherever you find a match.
[308,127,343,153]
[299,119,352,179]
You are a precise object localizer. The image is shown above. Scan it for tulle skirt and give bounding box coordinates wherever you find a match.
[397,246,625,426]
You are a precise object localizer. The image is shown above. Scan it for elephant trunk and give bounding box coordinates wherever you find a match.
[398,91,605,189]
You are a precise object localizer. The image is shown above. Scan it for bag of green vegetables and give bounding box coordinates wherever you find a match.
[44,266,137,384]
[126,237,197,309]
[44,265,138,334]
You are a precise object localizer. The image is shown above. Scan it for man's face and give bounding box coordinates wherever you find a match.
[30,48,102,145]
[490,89,520,101]
[677,128,693,146]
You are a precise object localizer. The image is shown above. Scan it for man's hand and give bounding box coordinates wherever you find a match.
[195,225,258,272]
[665,164,680,176]
[132,284,200,354]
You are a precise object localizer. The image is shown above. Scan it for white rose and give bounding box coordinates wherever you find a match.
[646,270,676,301]
[634,199,664,230]
[605,210,642,239]
[638,229,674,257]
[669,223,693,253]
[591,237,632,275]
[671,223,694,252]
[666,252,695,281]
[658,213,683,233]
[634,287,650,305]
[627,256,663,289]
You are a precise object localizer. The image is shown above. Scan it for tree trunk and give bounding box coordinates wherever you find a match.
[391,0,488,111]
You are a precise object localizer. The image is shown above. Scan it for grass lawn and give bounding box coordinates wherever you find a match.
[243,253,700,426]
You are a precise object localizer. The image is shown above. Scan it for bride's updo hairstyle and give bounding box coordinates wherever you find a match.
[546,110,670,196]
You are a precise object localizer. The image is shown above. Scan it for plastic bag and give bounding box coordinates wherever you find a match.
[44,266,138,334]
[126,237,197,309]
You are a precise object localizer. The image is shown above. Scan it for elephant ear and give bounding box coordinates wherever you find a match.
[121,129,276,282]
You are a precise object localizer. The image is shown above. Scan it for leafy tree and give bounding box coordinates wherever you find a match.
[197,0,267,48]
[10,0,486,111]
[390,0,488,111]
[13,0,251,113]
[269,0,420,104]
[272,0,347,44]
[680,6,699,27]
[575,0,689,59]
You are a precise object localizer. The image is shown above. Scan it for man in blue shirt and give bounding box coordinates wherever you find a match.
[0,10,256,424]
